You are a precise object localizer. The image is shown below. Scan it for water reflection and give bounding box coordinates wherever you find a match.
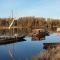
[0,33,60,60]
[32,36,45,41]
[32,35,48,41]
[0,37,43,60]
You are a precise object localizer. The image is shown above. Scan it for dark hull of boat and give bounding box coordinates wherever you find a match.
[32,32,47,40]
[0,36,25,45]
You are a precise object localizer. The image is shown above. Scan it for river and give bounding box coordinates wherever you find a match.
[0,33,60,60]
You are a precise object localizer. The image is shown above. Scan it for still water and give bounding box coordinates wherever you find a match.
[0,33,60,60]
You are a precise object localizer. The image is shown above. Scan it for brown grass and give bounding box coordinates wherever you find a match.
[32,46,60,60]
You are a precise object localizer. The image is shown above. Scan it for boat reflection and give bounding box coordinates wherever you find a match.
[32,35,45,41]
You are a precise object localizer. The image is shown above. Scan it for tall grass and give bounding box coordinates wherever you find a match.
[33,46,60,60]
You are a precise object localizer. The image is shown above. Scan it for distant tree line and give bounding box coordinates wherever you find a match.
[0,17,60,35]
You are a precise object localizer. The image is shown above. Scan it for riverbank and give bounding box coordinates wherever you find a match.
[32,45,60,60]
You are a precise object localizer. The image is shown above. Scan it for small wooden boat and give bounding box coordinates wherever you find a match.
[32,29,49,40]
[0,35,25,45]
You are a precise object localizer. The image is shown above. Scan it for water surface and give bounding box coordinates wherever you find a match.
[0,33,60,60]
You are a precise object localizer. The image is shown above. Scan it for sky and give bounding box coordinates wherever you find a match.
[0,0,60,19]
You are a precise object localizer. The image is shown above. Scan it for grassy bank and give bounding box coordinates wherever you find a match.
[32,46,60,60]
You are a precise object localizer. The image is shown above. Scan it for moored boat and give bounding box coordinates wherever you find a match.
[32,29,49,40]
[0,35,25,45]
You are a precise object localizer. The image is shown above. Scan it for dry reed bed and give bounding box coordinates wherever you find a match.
[33,46,60,60]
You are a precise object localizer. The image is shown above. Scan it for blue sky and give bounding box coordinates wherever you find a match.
[0,0,60,18]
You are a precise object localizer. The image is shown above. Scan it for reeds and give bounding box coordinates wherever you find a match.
[33,46,60,60]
